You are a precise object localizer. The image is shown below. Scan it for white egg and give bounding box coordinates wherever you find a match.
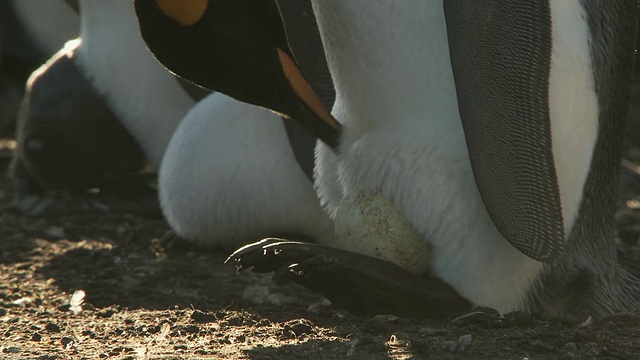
[334,191,432,275]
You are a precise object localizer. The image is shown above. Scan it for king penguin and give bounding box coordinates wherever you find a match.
[135,0,640,320]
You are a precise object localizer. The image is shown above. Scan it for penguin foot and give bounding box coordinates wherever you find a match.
[226,238,471,319]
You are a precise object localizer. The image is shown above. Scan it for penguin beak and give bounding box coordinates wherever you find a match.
[134,0,341,151]
[154,0,209,26]
[276,49,341,149]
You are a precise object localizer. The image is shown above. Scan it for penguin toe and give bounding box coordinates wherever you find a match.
[226,238,471,319]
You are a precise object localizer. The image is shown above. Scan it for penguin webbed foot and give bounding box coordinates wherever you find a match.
[226,238,471,319]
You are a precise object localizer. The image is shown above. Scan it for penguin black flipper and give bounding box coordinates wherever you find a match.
[226,239,471,319]
[445,0,571,263]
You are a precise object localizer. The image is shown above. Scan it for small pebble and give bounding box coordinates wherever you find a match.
[282,319,315,339]
[190,311,216,323]
[306,299,331,314]
[444,340,458,352]
[346,337,361,356]
[266,294,284,306]
[45,226,66,239]
[374,314,400,322]
[563,342,577,352]
[69,290,85,314]
[458,334,473,344]
[444,334,473,352]
[457,334,473,352]
[241,284,270,305]
[580,316,593,327]
[12,297,32,306]
[185,325,200,334]
[116,225,128,235]
[3,346,21,353]
[45,322,61,333]
[419,327,442,336]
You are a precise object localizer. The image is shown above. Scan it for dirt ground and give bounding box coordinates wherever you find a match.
[1,136,640,360]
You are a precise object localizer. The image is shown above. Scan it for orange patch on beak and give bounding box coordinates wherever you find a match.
[277,49,341,131]
[156,0,209,26]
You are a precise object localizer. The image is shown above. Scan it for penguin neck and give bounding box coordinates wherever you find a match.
[75,0,195,167]
[312,1,458,136]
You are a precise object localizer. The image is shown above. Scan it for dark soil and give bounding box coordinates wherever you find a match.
[1,136,640,360]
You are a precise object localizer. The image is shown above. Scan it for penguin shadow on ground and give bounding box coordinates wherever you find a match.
[34,223,336,316]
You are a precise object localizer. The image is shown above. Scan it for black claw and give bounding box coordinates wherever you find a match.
[226,238,472,319]
[225,238,318,273]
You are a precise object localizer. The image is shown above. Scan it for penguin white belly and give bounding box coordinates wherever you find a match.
[160,92,335,248]
[312,0,545,313]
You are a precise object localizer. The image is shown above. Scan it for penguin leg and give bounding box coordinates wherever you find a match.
[226,238,471,319]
